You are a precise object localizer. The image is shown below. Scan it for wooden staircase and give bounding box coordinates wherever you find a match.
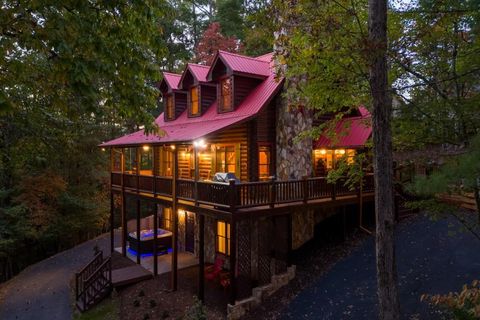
[75,251,112,312]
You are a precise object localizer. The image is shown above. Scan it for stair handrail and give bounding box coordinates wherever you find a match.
[75,251,104,301]
[80,256,112,311]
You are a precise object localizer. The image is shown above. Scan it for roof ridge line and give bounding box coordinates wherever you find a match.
[218,50,269,63]
[188,63,210,68]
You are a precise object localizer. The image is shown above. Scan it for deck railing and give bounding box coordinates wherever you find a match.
[111,172,374,210]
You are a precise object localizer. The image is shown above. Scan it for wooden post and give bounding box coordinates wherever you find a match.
[153,203,158,276]
[229,216,237,305]
[198,214,205,302]
[269,176,276,209]
[110,190,114,254]
[302,176,308,204]
[194,145,199,206]
[287,213,293,267]
[136,198,141,264]
[121,192,127,257]
[136,147,140,193]
[121,149,127,257]
[171,145,178,291]
[229,179,237,305]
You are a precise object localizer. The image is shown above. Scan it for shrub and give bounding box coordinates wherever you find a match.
[421,280,480,319]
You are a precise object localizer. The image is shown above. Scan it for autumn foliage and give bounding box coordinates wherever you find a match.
[194,22,242,65]
[422,280,480,319]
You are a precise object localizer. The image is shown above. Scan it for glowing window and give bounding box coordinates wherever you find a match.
[215,146,236,174]
[258,146,271,180]
[220,77,232,111]
[124,148,137,173]
[162,207,173,231]
[160,147,173,177]
[216,220,230,255]
[139,146,153,175]
[166,95,174,119]
[190,86,200,116]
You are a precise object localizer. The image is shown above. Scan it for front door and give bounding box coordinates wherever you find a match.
[185,212,195,253]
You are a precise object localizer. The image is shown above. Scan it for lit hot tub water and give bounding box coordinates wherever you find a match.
[127,228,173,257]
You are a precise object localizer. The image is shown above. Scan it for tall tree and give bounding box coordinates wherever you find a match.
[368,0,400,318]
[194,22,242,64]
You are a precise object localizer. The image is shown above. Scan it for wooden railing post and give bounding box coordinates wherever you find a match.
[229,179,237,211]
[269,177,276,208]
[302,176,308,204]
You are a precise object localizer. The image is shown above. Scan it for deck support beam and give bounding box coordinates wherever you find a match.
[229,215,237,305]
[171,145,178,291]
[153,202,158,276]
[110,190,114,254]
[121,192,127,257]
[198,214,205,302]
[136,198,141,264]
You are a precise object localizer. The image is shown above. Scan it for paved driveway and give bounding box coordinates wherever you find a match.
[282,214,480,319]
[0,233,114,320]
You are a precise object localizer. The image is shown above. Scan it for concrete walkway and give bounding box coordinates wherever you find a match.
[0,233,113,320]
[282,214,480,319]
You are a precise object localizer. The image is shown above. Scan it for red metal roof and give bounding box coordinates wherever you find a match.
[213,50,271,78]
[315,111,372,149]
[100,62,283,147]
[162,72,181,90]
[187,64,210,82]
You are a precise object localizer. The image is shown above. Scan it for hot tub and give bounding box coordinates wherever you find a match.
[128,228,173,255]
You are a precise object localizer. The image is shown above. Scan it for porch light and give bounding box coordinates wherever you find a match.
[335,149,346,155]
[320,149,327,155]
[101,148,106,152]
[193,139,207,149]
[142,145,150,151]
[170,145,176,150]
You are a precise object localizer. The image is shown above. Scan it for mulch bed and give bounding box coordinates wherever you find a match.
[116,265,227,320]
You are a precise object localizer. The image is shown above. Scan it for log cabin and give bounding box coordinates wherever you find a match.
[98,50,374,317]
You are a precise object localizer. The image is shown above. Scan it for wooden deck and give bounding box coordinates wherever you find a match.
[112,265,153,287]
[111,172,375,217]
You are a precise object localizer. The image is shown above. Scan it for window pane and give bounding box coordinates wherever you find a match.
[259,146,271,179]
[112,148,122,172]
[140,147,153,174]
[166,95,174,119]
[218,237,226,254]
[124,148,137,173]
[190,87,199,115]
[217,221,225,237]
[220,78,232,111]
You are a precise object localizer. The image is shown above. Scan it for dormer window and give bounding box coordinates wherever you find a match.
[190,86,200,116]
[219,77,232,112]
[165,94,174,120]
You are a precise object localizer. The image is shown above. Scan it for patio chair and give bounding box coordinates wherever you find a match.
[204,257,225,281]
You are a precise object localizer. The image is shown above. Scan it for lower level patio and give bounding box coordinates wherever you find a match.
[114,246,198,275]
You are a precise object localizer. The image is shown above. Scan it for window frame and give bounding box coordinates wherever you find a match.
[189,86,201,117]
[214,144,237,175]
[159,146,174,177]
[165,94,175,120]
[218,76,233,113]
[111,148,122,172]
[216,220,231,256]
[161,207,173,231]
[258,144,272,181]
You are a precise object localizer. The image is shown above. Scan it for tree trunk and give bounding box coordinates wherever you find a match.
[368,0,401,319]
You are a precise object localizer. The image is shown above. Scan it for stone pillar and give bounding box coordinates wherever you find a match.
[274,1,315,252]
[273,0,313,180]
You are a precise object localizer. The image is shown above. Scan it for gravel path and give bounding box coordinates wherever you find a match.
[0,233,114,320]
[282,213,480,319]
